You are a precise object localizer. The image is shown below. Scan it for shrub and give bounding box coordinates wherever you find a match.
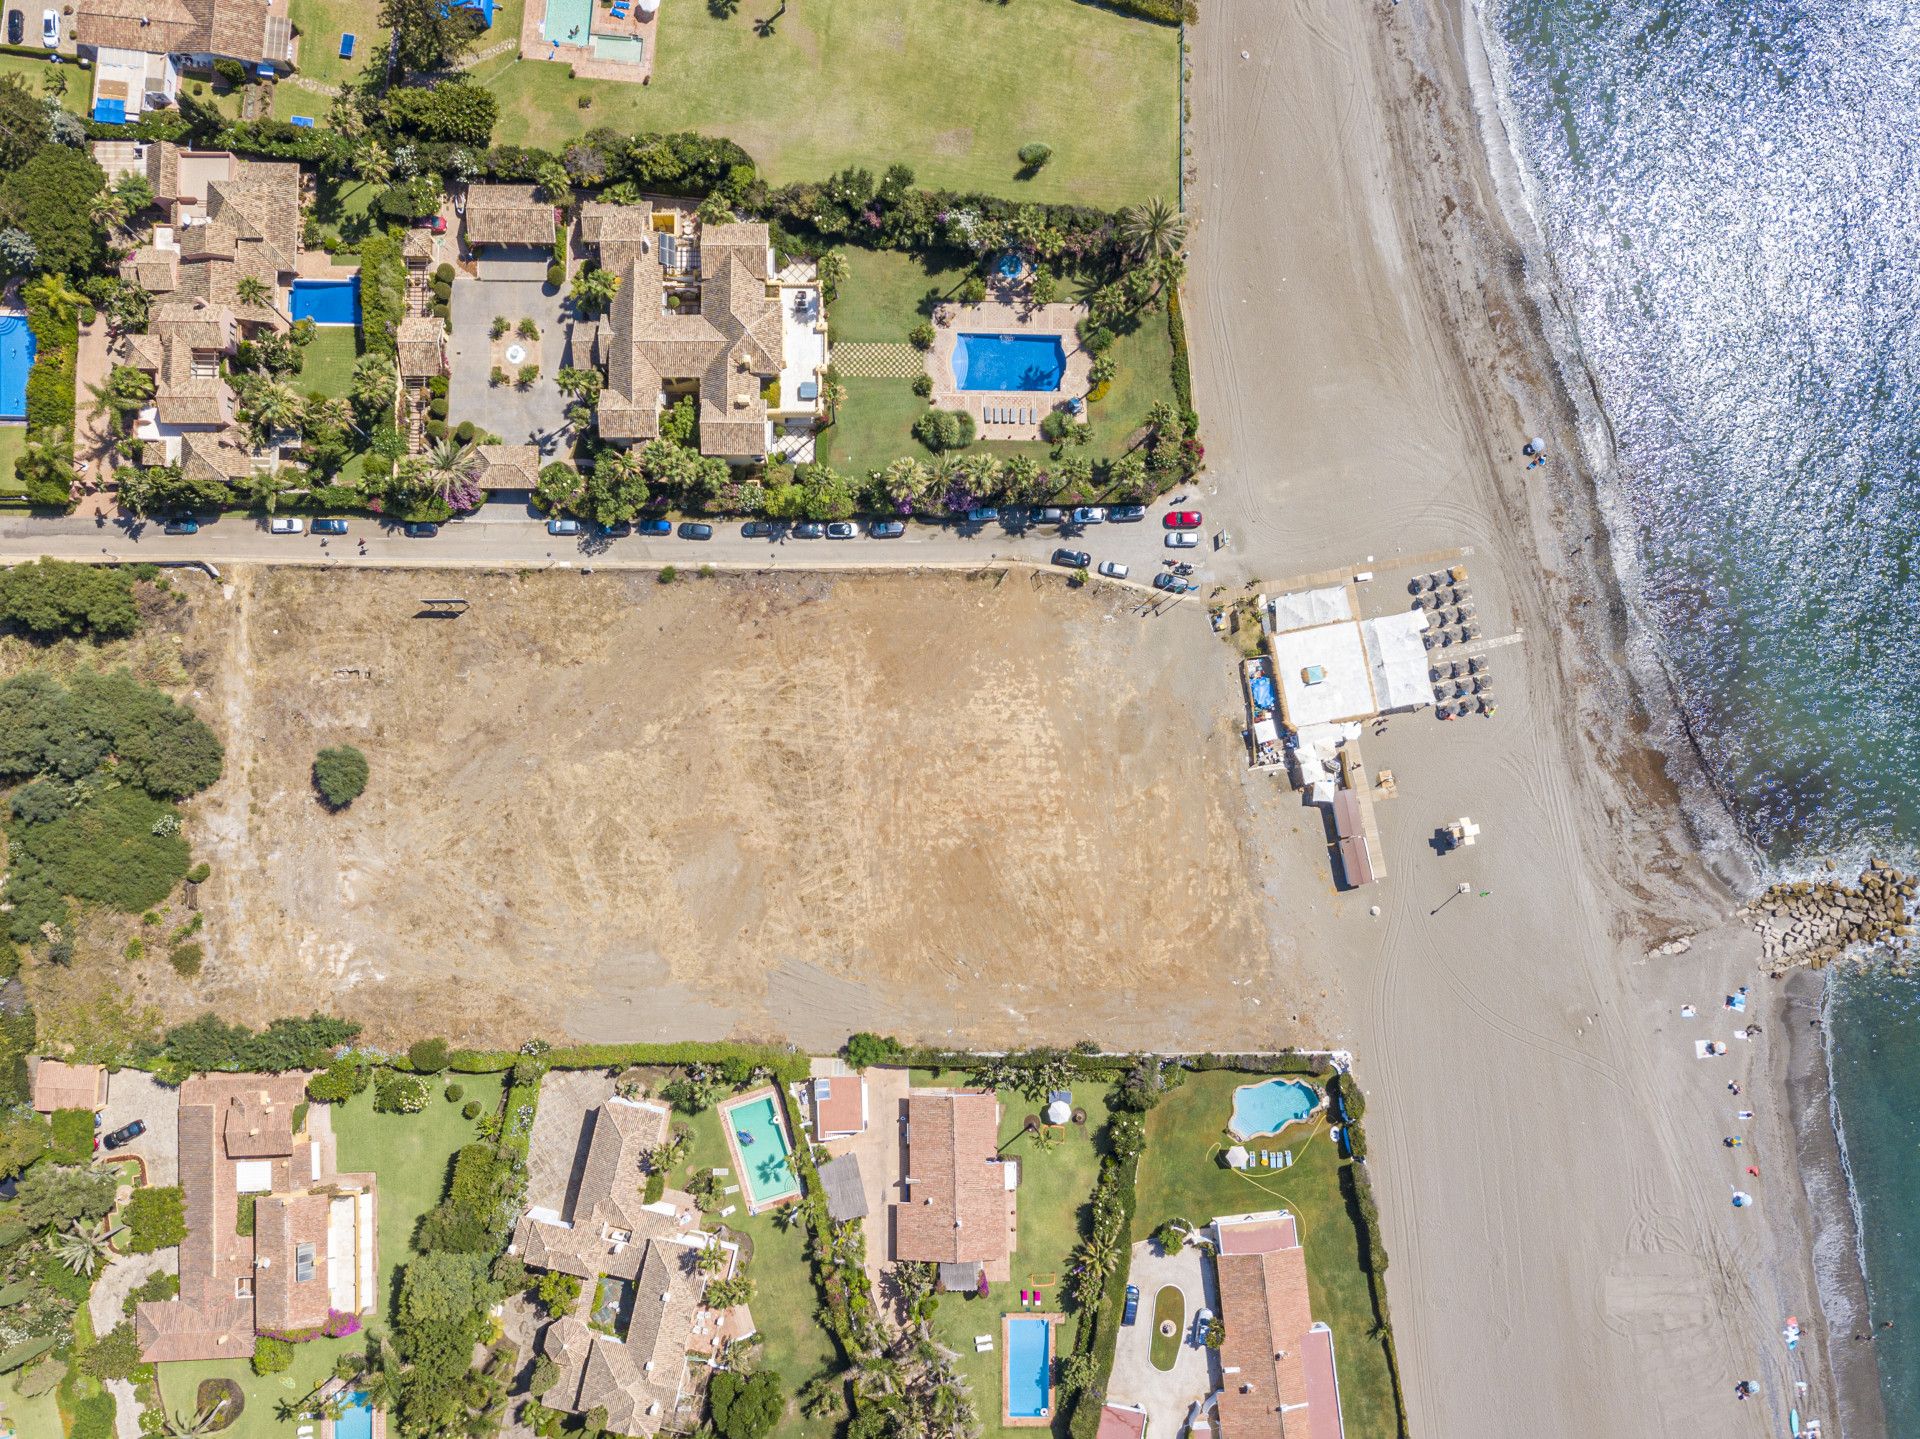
[1018,142,1054,169]
[911,372,933,397]
[169,943,202,978]
[251,1336,294,1376]
[409,1038,450,1073]
[959,276,988,304]
[312,745,369,809]
[1040,410,1074,443]
[194,1378,243,1430]
[122,1185,187,1253]
[1079,322,1115,355]
[236,1194,255,1236]
[0,561,139,640]
[211,58,247,88]
[461,1100,481,1120]
[657,565,677,584]
[908,320,935,350]
[49,1108,92,1164]
[185,862,210,884]
[536,1270,580,1314]
[490,316,509,338]
[517,364,540,388]
[489,366,506,386]
[434,263,456,285]
[547,262,565,287]
[517,317,540,340]
[444,1082,464,1102]
[844,1032,903,1071]
[428,395,449,420]
[306,1055,369,1103]
[911,408,975,452]
[454,420,477,444]
[1167,289,1193,410]
[373,1070,429,1114]
[709,1368,785,1439]
[81,1321,145,1381]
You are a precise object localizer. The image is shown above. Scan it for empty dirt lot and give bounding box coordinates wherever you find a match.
[157,566,1303,1049]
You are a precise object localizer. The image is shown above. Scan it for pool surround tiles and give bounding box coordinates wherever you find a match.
[928,292,1092,442]
[1002,1312,1063,1426]
[717,1085,802,1214]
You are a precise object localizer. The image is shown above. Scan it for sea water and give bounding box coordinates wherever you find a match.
[1477,0,1920,1425]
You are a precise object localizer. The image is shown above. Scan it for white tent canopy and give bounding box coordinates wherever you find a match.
[1269,586,1353,633]
[1361,610,1433,712]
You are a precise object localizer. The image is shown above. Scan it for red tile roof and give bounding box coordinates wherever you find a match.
[813,1077,865,1137]
[1213,1214,1342,1439]
[31,1060,104,1113]
[892,1091,1011,1266]
[1096,1405,1149,1439]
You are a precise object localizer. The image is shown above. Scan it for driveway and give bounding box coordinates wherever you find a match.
[1108,1239,1217,1437]
[97,1068,178,1187]
[448,276,571,450]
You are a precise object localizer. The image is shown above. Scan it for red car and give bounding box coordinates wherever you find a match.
[418,214,447,235]
[1163,510,1203,529]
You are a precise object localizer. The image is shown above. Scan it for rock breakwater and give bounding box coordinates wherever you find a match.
[1740,861,1918,977]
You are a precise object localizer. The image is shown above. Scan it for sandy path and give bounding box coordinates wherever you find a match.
[1186,0,1823,1431]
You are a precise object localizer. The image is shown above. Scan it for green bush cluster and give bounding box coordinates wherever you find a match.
[911,408,975,452]
[251,1335,294,1376]
[0,561,139,640]
[1167,288,1193,410]
[155,1013,360,1078]
[416,1144,511,1253]
[443,1040,806,1083]
[48,1108,93,1165]
[121,1185,187,1253]
[357,232,410,360]
[374,1069,429,1114]
[312,745,369,808]
[21,279,80,509]
[306,1053,370,1103]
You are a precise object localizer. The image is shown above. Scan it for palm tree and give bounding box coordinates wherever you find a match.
[814,249,848,296]
[1116,196,1186,261]
[53,1218,123,1277]
[86,367,155,436]
[422,437,481,507]
[352,142,393,195]
[89,190,131,236]
[233,274,288,325]
[244,381,306,443]
[693,1241,728,1277]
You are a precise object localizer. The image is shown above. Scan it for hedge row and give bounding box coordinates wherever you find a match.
[443,1041,807,1084]
[1065,1141,1141,1439]
[1082,0,1195,26]
[24,279,78,450]
[1168,287,1193,411]
[891,1046,1331,1078]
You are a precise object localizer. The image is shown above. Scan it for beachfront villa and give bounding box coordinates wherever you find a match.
[514,1095,750,1437]
[1209,1211,1346,1439]
[925,259,1094,444]
[74,0,297,122]
[891,1088,1017,1292]
[135,1074,377,1362]
[569,203,828,462]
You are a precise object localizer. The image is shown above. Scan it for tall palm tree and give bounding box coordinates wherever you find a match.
[244,382,306,443]
[86,367,155,436]
[233,275,286,324]
[1116,196,1186,262]
[422,438,481,507]
[693,1241,728,1277]
[352,142,393,194]
[53,1218,123,1277]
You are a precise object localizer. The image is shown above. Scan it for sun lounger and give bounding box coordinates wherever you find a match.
[720,1204,736,1217]
[723,1184,739,1195]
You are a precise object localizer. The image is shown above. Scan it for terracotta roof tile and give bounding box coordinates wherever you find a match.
[892,1091,1010,1266]
[31,1060,104,1113]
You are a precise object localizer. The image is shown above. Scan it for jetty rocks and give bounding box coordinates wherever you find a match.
[1739,860,1918,978]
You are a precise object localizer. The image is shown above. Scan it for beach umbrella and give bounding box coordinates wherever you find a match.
[1225,1145,1250,1170]
[1046,1100,1071,1126]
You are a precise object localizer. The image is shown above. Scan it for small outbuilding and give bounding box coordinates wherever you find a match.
[816,1154,868,1224]
[31,1060,105,1114]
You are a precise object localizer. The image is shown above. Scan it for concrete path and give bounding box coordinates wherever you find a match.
[1107,1240,1216,1437]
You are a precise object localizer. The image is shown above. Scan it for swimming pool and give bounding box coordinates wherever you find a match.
[591,32,644,62]
[290,278,361,327]
[1228,1078,1322,1140]
[543,0,592,44]
[952,333,1065,392]
[723,1093,800,1208]
[0,314,37,421]
[334,1390,374,1439]
[1005,1316,1053,1419]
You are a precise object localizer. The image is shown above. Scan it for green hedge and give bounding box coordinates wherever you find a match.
[1168,287,1193,411]
[23,280,79,509]
[446,1041,806,1084]
[1065,1146,1141,1439]
[1080,0,1194,24]
[49,1109,94,1165]
[356,232,409,359]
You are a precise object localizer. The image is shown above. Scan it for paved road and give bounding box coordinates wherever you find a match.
[0,499,1231,591]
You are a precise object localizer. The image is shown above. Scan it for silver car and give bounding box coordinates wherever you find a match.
[1097,560,1129,579]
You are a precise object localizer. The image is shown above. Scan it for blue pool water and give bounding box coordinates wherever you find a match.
[1228,1079,1320,1140]
[590,32,644,62]
[725,1094,800,1207]
[543,0,591,44]
[335,1390,374,1439]
[952,333,1065,392]
[1005,1317,1052,1418]
[290,278,361,326]
[0,314,36,421]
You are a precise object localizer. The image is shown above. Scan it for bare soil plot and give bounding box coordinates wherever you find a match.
[164,566,1275,1049]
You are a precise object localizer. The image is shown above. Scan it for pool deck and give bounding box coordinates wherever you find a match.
[929,281,1091,442]
[717,1085,801,1216]
[518,0,656,84]
[1001,1311,1064,1427]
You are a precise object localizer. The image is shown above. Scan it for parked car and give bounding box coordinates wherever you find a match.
[417,214,447,235]
[269,516,305,535]
[825,521,857,539]
[596,520,632,538]
[402,522,439,538]
[40,8,56,46]
[965,506,999,524]
[1097,560,1130,579]
[1153,572,1197,593]
[1052,548,1091,569]
[677,521,714,540]
[1036,507,1065,524]
[741,520,778,538]
[1122,1285,1140,1326]
[7,11,23,44]
[1111,504,1147,523]
[546,517,582,536]
[1165,531,1200,549]
[1071,506,1107,525]
[869,520,906,538]
[101,1120,146,1151]
[1192,1307,1215,1347]
[312,518,349,535]
[162,519,200,535]
[1163,510,1203,529]
[639,518,673,535]
[793,522,826,538]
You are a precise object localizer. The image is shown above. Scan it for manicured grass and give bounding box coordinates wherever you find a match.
[330,1071,505,1318]
[909,1069,1110,1439]
[469,0,1177,206]
[676,1094,837,1439]
[294,324,364,402]
[1131,1071,1399,1439]
[1148,1284,1183,1370]
[820,377,930,479]
[5,1368,63,1438]
[159,1336,352,1439]
[0,425,25,496]
[283,0,391,98]
[829,249,974,340]
[0,53,87,115]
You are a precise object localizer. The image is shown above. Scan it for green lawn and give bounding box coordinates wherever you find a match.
[822,250,1178,482]
[283,0,391,99]
[1131,1071,1399,1439]
[0,53,87,115]
[4,1367,63,1438]
[158,1336,352,1439]
[671,1094,837,1439]
[294,324,364,402]
[908,1070,1110,1439]
[469,0,1177,206]
[1148,1284,1182,1370]
[0,426,25,497]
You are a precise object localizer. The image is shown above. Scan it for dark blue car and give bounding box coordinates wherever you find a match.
[640,518,673,535]
[312,518,349,535]
[1122,1285,1139,1325]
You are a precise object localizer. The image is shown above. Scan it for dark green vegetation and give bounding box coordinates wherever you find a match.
[0,668,223,942]
[0,561,139,641]
[312,745,370,808]
[121,1186,188,1253]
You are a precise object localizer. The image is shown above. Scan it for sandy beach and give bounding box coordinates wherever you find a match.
[1183,0,1878,1431]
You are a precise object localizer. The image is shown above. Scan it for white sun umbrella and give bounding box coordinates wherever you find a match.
[1046,1099,1072,1125]
[1224,1145,1250,1170]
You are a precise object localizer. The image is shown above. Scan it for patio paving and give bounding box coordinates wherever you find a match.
[928,292,1092,442]
[447,275,573,452]
[96,1068,179,1187]
[1108,1238,1218,1439]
